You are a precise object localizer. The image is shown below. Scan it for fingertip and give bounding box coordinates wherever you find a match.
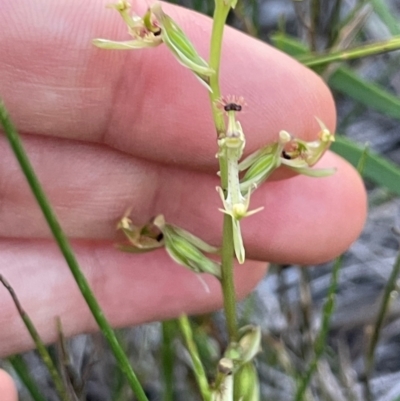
[0,370,18,401]
[234,260,268,300]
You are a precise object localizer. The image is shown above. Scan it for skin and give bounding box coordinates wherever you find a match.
[0,0,367,398]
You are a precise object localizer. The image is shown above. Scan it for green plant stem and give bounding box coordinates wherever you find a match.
[0,101,149,401]
[208,2,238,342]
[299,36,400,67]
[8,355,47,401]
[161,320,175,401]
[295,257,343,401]
[365,249,400,378]
[178,315,211,401]
[0,275,70,401]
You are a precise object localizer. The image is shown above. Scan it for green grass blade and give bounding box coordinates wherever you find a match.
[0,276,70,401]
[295,257,343,401]
[370,0,400,35]
[365,250,400,397]
[0,100,149,401]
[271,34,400,120]
[8,355,48,401]
[329,67,400,120]
[298,36,400,67]
[331,136,400,195]
[162,320,176,401]
[178,315,212,401]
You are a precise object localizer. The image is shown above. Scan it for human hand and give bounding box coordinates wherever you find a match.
[0,0,366,382]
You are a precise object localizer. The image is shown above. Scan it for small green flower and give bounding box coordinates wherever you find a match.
[93,2,162,50]
[117,214,221,277]
[216,99,263,263]
[239,120,336,192]
[93,2,214,90]
[116,213,164,253]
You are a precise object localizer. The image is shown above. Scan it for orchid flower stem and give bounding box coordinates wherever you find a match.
[208,2,238,342]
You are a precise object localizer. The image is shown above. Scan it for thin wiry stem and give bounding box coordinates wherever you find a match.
[0,100,149,401]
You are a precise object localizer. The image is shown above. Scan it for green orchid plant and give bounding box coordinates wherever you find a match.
[93,1,335,399]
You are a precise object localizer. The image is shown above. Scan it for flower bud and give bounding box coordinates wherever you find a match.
[162,224,221,278]
[151,3,214,89]
[237,325,262,364]
[233,362,260,401]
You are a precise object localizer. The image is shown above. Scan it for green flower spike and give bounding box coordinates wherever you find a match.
[93,1,163,50]
[216,97,263,264]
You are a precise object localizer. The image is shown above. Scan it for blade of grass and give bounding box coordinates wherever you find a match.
[8,355,48,401]
[331,135,400,196]
[298,36,400,67]
[0,275,70,401]
[0,100,149,401]
[271,34,400,120]
[162,320,176,401]
[295,146,368,400]
[370,0,400,36]
[365,249,400,385]
[178,315,211,401]
[295,256,343,401]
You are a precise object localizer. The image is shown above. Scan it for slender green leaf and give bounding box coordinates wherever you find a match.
[178,315,212,401]
[329,67,400,120]
[162,321,176,401]
[331,135,400,195]
[8,355,47,401]
[0,100,149,401]
[370,0,400,36]
[271,34,400,120]
[298,36,400,67]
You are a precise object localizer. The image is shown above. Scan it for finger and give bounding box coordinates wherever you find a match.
[0,239,266,356]
[0,135,366,264]
[0,370,18,401]
[0,0,336,170]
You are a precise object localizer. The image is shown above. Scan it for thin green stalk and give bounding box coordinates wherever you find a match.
[208,1,238,342]
[309,0,319,51]
[0,101,149,401]
[161,320,175,401]
[178,315,211,401]
[299,36,400,67]
[295,256,343,401]
[0,275,70,401]
[8,355,47,401]
[365,250,400,379]
[370,0,400,36]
